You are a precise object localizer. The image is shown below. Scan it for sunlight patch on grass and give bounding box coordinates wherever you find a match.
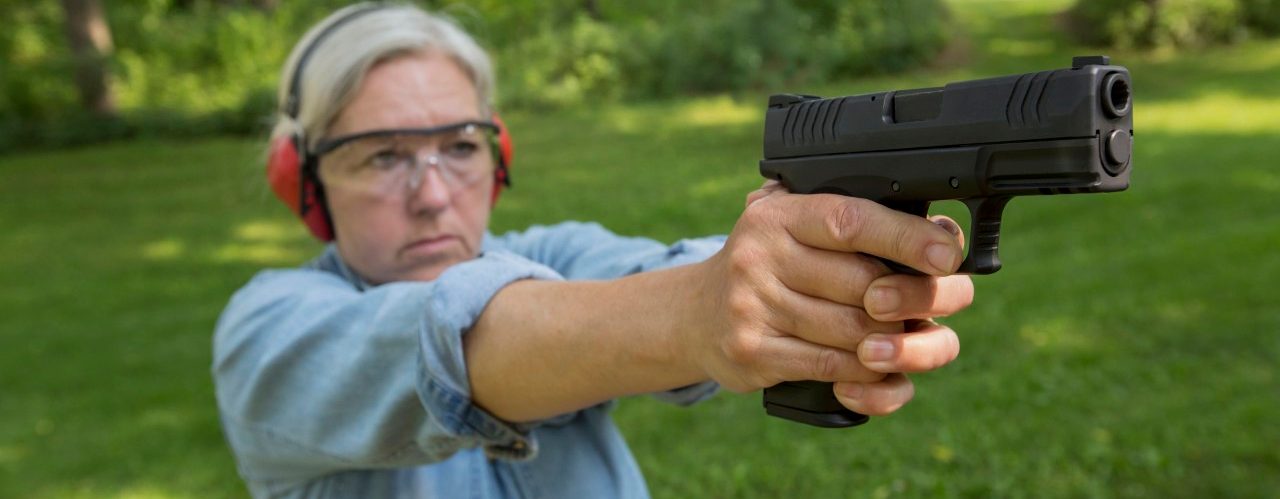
[599,95,757,135]
[600,107,648,135]
[141,239,186,261]
[1232,169,1280,194]
[1196,42,1280,72]
[1156,300,1206,324]
[210,219,307,265]
[138,408,187,431]
[674,96,757,128]
[113,485,200,499]
[233,220,296,242]
[212,243,303,266]
[986,38,1056,58]
[1017,317,1093,351]
[931,443,956,463]
[0,443,27,466]
[1138,93,1280,134]
[687,175,745,202]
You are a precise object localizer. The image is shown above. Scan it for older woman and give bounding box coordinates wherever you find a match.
[214,3,974,498]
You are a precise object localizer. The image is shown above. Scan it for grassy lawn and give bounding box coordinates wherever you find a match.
[2,0,1277,497]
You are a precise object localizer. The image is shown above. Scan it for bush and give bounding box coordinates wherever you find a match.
[1242,0,1280,34]
[499,0,952,106]
[0,0,952,152]
[1067,0,1280,49]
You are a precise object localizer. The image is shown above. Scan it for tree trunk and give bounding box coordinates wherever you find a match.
[583,0,602,20]
[61,0,116,116]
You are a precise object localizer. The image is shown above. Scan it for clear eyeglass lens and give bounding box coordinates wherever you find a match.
[332,126,494,195]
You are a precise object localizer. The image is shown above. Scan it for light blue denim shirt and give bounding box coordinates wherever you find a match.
[213,222,726,499]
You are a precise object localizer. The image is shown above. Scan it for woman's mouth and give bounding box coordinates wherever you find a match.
[402,235,460,256]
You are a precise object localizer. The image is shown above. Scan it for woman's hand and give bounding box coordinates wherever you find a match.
[688,180,973,416]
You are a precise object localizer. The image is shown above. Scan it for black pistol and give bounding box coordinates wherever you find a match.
[759,56,1133,428]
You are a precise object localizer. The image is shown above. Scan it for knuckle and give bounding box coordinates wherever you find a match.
[722,332,762,367]
[724,290,757,323]
[814,348,842,380]
[827,198,868,245]
[846,307,872,333]
[892,224,920,263]
[720,377,755,394]
[726,242,768,278]
[866,380,914,416]
[740,197,775,227]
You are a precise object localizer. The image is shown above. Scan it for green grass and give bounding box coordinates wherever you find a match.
[2,0,1278,497]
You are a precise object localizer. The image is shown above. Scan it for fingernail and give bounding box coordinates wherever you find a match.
[866,285,900,316]
[860,336,895,363]
[927,243,958,274]
[933,218,961,236]
[839,383,864,400]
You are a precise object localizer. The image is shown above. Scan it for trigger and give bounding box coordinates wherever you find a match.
[957,196,1012,275]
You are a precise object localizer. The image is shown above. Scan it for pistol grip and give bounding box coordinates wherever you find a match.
[763,381,870,428]
[760,197,1011,429]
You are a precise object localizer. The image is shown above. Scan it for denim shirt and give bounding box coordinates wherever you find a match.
[213,222,727,499]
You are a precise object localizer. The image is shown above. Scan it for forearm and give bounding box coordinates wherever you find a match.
[464,262,711,423]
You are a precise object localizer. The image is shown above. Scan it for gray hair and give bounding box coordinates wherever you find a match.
[270,3,495,151]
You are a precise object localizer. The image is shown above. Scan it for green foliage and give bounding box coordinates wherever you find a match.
[500,14,626,108]
[1068,0,1280,49]
[2,1,1279,497]
[0,0,951,150]
[1243,0,1280,33]
[496,0,952,106]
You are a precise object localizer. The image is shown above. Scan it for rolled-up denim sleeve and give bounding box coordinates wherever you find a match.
[489,222,727,406]
[488,221,727,280]
[212,251,561,488]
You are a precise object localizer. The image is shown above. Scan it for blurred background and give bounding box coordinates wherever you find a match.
[1,0,1277,497]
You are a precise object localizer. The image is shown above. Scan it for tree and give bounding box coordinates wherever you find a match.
[61,0,116,116]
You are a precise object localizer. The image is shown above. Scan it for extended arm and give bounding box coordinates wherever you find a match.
[466,183,974,423]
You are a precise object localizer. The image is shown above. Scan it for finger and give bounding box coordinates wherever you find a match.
[928,215,966,250]
[754,336,885,384]
[833,373,914,416]
[774,245,893,307]
[863,274,975,321]
[761,286,904,350]
[745,180,787,207]
[777,194,963,276]
[857,320,960,373]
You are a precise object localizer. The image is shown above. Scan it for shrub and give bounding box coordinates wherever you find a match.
[0,0,952,151]
[1242,0,1280,34]
[1066,0,1276,49]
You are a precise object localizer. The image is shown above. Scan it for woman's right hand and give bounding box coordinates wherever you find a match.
[687,181,974,416]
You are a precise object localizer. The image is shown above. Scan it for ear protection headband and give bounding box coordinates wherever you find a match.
[265,3,513,242]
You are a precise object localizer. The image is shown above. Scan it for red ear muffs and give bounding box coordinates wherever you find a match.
[490,112,514,205]
[266,134,334,241]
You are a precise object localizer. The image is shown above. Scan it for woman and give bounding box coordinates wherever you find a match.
[214,3,973,498]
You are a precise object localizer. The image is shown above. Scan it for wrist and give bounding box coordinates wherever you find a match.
[663,258,723,384]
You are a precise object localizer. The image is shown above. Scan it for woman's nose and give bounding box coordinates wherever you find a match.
[408,162,452,213]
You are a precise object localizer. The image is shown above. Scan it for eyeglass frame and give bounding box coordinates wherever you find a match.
[310,120,502,194]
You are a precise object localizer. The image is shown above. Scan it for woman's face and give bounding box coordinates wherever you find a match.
[318,50,495,284]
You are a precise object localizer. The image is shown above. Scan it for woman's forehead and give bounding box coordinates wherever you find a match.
[330,51,483,136]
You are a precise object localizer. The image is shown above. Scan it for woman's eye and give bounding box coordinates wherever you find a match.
[443,140,479,158]
[368,150,407,170]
